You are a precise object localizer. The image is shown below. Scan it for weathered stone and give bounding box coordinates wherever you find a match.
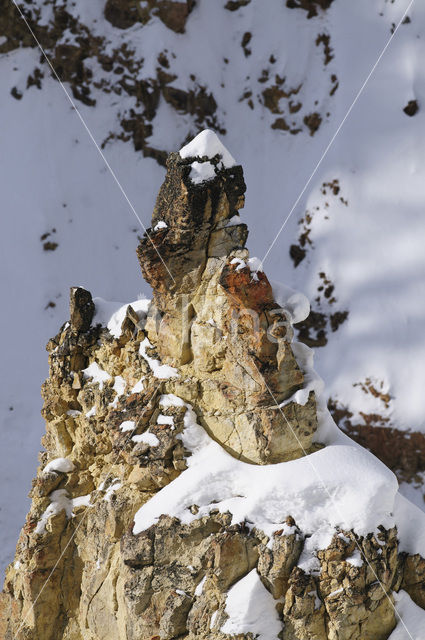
[2,137,424,640]
[286,0,335,19]
[258,520,303,598]
[401,553,425,608]
[137,146,317,464]
[104,0,194,33]
[403,99,419,117]
[69,286,95,333]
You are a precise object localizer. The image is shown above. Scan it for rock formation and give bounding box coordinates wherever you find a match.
[1,131,425,639]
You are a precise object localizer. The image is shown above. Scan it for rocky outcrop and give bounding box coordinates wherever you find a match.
[2,1,335,165]
[137,136,318,464]
[104,0,195,33]
[1,132,425,639]
[0,1,220,161]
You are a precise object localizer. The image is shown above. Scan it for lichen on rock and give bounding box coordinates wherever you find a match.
[2,131,425,640]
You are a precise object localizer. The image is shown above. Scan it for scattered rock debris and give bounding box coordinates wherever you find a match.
[2,2,336,162]
[304,111,322,135]
[316,33,334,65]
[43,242,59,251]
[10,87,22,100]
[41,229,58,251]
[290,178,348,267]
[353,378,392,410]
[241,31,252,57]
[295,271,349,348]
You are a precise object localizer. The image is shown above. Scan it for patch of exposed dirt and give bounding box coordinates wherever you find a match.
[43,241,58,251]
[104,0,195,33]
[328,397,425,485]
[304,111,322,136]
[260,77,320,135]
[316,33,334,65]
[330,73,339,96]
[295,309,328,347]
[290,179,348,268]
[241,31,252,57]
[41,229,59,251]
[225,0,251,10]
[290,210,313,267]
[353,377,392,410]
[294,272,349,348]
[286,0,335,20]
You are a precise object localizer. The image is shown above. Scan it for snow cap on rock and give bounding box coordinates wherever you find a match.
[179,129,237,168]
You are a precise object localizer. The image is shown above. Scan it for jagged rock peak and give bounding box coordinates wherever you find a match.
[3,133,425,640]
[69,287,95,334]
[137,131,318,464]
[138,130,247,311]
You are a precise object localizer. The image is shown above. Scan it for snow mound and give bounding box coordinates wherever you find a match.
[282,341,325,407]
[389,590,425,640]
[179,129,236,168]
[231,256,263,281]
[43,458,75,474]
[187,160,216,185]
[220,569,281,640]
[35,489,92,535]
[139,338,179,379]
[393,493,425,557]
[93,297,151,338]
[133,395,398,542]
[82,362,111,391]
[132,432,160,447]
[132,391,425,583]
[271,279,310,325]
[120,420,135,433]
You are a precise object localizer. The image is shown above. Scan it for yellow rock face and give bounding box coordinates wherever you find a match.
[1,146,423,640]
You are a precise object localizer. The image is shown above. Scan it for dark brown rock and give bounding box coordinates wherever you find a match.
[403,99,419,117]
[152,0,195,33]
[137,149,247,313]
[304,111,322,135]
[104,0,194,33]
[4,135,423,640]
[225,0,251,10]
[286,0,335,19]
[104,0,140,29]
[69,287,95,333]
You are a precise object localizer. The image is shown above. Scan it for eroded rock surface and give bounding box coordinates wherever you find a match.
[1,133,424,640]
[137,136,318,464]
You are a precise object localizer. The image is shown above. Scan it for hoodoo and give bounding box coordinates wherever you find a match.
[2,131,425,640]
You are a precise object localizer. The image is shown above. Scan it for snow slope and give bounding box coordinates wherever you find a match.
[1,0,425,575]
